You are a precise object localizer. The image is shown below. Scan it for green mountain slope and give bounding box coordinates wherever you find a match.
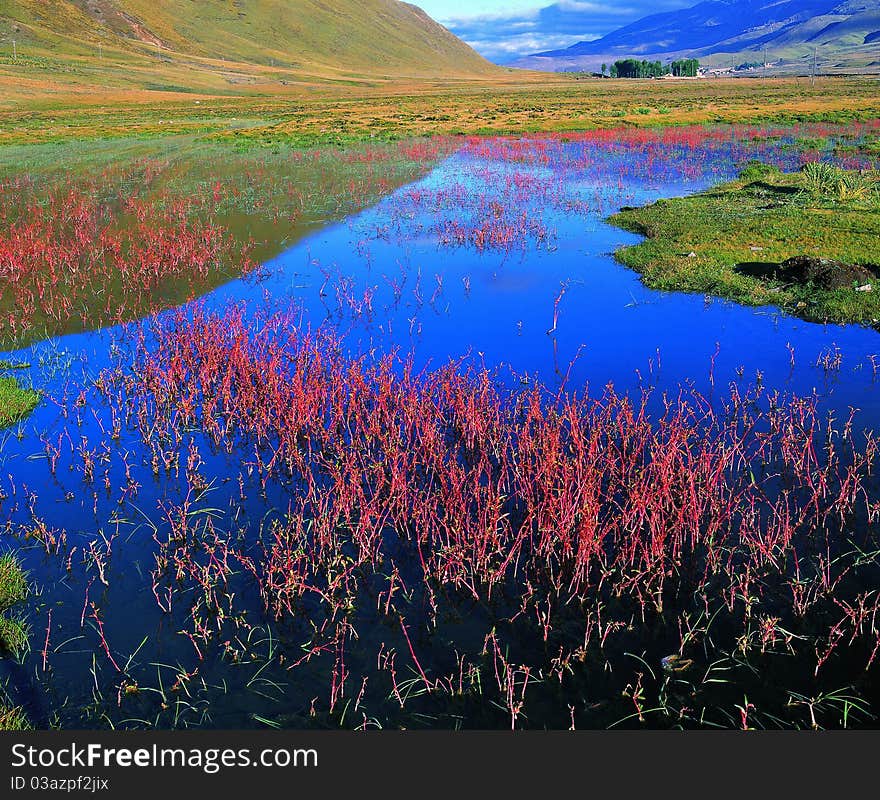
[0,0,496,88]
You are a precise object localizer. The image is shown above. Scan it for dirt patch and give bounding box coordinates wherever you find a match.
[735,255,880,290]
[743,180,800,195]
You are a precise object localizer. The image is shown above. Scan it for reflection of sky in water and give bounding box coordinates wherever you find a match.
[206,137,880,423]
[8,130,880,424]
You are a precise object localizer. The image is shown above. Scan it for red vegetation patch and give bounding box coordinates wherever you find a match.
[89,305,880,728]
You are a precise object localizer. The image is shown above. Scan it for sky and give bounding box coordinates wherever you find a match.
[415,1,699,63]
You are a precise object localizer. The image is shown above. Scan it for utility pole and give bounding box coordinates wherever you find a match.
[12,39,16,61]
[811,47,817,86]
[763,45,767,80]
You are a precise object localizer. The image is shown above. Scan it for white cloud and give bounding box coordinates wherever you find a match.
[436,7,543,25]
[439,0,699,62]
[464,33,601,56]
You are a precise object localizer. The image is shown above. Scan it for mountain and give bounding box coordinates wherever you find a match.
[514,0,880,74]
[0,1,496,89]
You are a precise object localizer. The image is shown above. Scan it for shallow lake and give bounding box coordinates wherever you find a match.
[2,124,880,728]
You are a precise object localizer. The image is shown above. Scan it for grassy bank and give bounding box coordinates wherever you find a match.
[610,162,880,325]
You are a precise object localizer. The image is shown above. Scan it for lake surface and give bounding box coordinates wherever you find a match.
[2,125,879,728]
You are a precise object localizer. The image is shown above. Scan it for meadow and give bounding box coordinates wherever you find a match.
[1,77,878,146]
[2,81,880,730]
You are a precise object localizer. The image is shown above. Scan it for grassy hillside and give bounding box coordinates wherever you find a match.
[0,0,496,92]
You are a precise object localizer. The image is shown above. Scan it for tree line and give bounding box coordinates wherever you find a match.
[603,58,700,78]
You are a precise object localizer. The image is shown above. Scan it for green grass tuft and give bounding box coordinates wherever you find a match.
[0,553,27,610]
[0,700,30,731]
[802,161,879,202]
[0,552,28,659]
[0,376,39,428]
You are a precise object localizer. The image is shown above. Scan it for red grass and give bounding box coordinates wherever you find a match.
[78,303,880,726]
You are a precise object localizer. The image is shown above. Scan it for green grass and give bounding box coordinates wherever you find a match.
[0,615,28,657]
[0,700,30,730]
[802,161,878,202]
[0,552,28,658]
[0,376,39,427]
[610,163,880,325]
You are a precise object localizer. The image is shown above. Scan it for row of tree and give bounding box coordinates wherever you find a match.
[669,58,700,77]
[601,58,700,78]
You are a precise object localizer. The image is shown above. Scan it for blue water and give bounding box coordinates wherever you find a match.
[2,128,879,727]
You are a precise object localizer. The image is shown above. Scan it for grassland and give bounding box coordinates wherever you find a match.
[0,77,878,147]
[610,162,880,325]
[0,1,877,153]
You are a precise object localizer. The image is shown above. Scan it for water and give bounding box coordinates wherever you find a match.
[2,125,879,728]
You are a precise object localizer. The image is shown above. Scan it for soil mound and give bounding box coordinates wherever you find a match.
[735,255,879,290]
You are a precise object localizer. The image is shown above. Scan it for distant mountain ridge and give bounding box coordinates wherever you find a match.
[515,0,880,73]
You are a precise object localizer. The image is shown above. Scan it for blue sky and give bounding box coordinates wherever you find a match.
[415,1,699,63]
